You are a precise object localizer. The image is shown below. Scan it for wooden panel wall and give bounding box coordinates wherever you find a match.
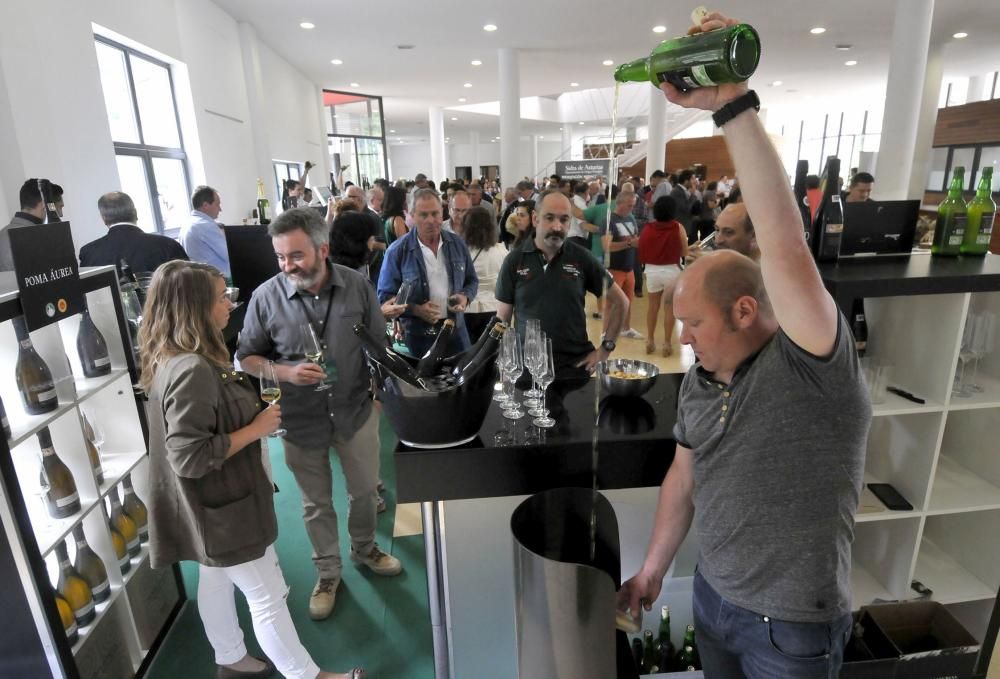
[933,98,1000,147]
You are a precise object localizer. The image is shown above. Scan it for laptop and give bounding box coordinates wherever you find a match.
[840,199,920,257]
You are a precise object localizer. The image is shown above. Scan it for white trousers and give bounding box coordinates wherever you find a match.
[198,545,320,679]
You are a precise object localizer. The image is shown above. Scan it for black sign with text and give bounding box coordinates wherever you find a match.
[554,159,611,181]
[8,221,83,331]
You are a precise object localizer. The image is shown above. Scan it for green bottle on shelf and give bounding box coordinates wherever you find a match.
[614,23,760,91]
[961,167,996,256]
[931,166,967,256]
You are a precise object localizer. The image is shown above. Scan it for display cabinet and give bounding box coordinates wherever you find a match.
[0,267,184,678]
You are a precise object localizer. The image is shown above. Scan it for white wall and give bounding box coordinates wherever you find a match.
[0,0,329,252]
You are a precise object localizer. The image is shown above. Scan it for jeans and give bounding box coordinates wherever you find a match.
[198,545,320,678]
[692,570,852,679]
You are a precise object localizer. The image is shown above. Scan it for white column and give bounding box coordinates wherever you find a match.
[238,22,275,205]
[561,125,572,160]
[906,41,945,200]
[531,135,539,180]
[646,85,667,179]
[470,131,481,180]
[499,48,520,187]
[428,106,446,185]
[874,0,935,200]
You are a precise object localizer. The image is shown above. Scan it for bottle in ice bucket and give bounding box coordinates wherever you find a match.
[614,11,760,91]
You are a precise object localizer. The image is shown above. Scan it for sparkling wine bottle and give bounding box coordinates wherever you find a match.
[55,591,79,645]
[352,323,426,388]
[416,319,456,377]
[0,394,10,441]
[55,539,95,627]
[12,316,59,415]
[76,303,112,378]
[108,519,131,575]
[109,490,140,557]
[37,427,80,518]
[811,157,844,262]
[71,524,110,603]
[122,474,148,543]
[451,321,506,382]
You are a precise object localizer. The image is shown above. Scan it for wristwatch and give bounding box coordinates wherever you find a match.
[601,339,616,353]
[712,89,760,128]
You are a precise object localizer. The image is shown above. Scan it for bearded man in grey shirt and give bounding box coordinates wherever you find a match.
[620,10,870,679]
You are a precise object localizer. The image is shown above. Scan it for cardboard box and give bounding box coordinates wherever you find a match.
[861,602,980,679]
[841,610,900,679]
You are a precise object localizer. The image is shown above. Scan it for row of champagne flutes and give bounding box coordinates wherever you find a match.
[954,311,997,398]
[493,319,556,428]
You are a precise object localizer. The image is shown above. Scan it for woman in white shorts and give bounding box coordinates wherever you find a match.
[638,195,688,356]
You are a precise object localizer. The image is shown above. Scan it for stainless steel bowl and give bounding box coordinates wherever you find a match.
[597,358,659,398]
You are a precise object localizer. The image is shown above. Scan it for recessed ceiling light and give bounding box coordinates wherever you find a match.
[539,136,544,139]
[330,59,343,65]
[300,21,315,29]
[835,44,852,51]
[483,24,498,32]
[458,97,467,102]
[810,27,826,34]
[463,82,473,88]
[350,82,360,87]
[496,136,501,139]
[451,117,459,121]
[770,80,783,86]
[471,60,482,66]
[602,60,614,66]
[652,25,667,33]
[578,121,585,125]
[844,60,857,66]
[953,32,968,39]
[390,129,395,133]
[445,137,450,141]
[559,127,563,130]
[570,82,580,87]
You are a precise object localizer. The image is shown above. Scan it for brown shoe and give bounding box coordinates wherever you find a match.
[350,543,402,576]
[308,576,341,620]
[216,656,276,678]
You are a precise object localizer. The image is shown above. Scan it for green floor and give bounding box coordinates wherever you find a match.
[146,415,434,678]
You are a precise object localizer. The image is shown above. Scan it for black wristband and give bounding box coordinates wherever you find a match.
[712,90,760,128]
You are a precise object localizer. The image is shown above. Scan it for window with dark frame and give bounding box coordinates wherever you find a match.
[94,35,190,235]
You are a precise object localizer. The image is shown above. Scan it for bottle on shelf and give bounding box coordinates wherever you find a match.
[932,166,967,257]
[676,644,696,671]
[631,636,643,671]
[82,414,104,486]
[55,590,79,645]
[76,302,112,378]
[352,323,427,388]
[1,394,10,441]
[55,539,95,627]
[851,298,868,357]
[641,629,657,674]
[37,427,80,518]
[810,157,844,263]
[614,22,761,91]
[657,605,677,672]
[256,178,271,226]
[12,315,59,415]
[122,474,148,543]
[71,524,110,604]
[416,319,456,377]
[107,518,131,575]
[108,490,140,558]
[962,167,996,256]
[680,624,701,669]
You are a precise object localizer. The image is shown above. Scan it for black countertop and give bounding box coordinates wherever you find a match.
[819,253,1000,312]
[394,373,683,503]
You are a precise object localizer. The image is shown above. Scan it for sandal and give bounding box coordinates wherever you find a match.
[661,343,673,357]
[645,341,655,355]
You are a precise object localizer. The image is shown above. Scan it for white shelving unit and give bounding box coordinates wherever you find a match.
[0,267,182,679]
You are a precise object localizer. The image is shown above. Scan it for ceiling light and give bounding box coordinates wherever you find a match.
[770,80,783,86]
[652,25,667,33]
[578,121,585,125]
[570,82,580,87]
[350,82,360,87]
[458,97,467,102]
[451,117,459,121]
[446,137,450,141]
[539,136,544,139]
[463,82,473,88]
[559,127,563,130]
[330,59,343,65]
[844,60,857,66]
[483,24,498,32]
[471,60,482,66]
[953,32,968,39]
[810,27,826,34]
[602,60,614,66]
[835,44,852,51]
[300,21,315,29]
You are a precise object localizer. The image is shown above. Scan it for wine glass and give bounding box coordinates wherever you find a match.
[523,320,544,403]
[968,312,995,394]
[82,411,105,451]
[500,331,524,419]
[32,455,54,530]
[532,338,556,428]
[224,286,242,310]
[301,324,333,392]
[525,331,548,416]
[954,313,977,398]
[260,361,286,438]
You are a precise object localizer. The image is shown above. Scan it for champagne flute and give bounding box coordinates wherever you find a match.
[32,454,54,530]
[523,320,544,401]
[302,324,333,391]
[260,361,286,438]
[501,331,524,420]
[532,338,556,428]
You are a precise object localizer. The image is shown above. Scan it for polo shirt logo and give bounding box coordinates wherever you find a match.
[561,263,581,277]
[516,266,532,279]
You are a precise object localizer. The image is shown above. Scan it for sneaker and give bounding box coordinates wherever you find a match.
[308,576,341,620]
[621,328,645,339]
[376,494,387,513]
[350,543,402,576]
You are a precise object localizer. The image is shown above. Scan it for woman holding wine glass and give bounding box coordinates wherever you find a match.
[138,260,363,679]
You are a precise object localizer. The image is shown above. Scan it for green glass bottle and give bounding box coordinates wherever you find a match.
[932,166,967,256]
[961,167,996,256]
[641,629,657,673]
[614,23,761,91]
[657,605,677,671]
[682,624,701,669]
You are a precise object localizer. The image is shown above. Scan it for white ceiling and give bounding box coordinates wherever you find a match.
[214,0,1000,145]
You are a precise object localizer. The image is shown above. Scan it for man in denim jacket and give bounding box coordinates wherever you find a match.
[377,188,479,357]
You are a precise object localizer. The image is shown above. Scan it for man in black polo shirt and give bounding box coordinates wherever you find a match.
[495,189,627,378]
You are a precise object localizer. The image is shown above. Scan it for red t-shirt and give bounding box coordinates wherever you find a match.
[638,220,683,265]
